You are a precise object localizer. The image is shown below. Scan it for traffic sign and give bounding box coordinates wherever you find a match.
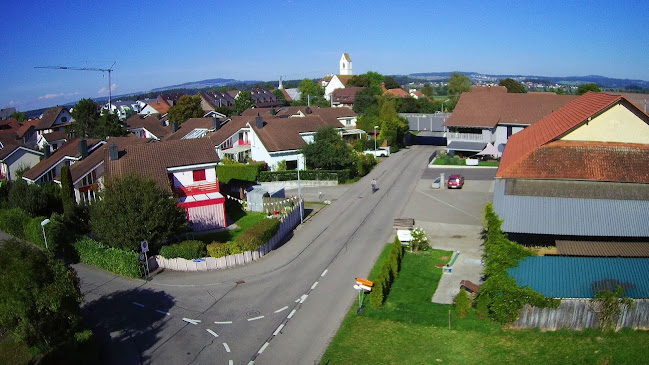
[139,253,146,262]
[355,277,374,287]
[141,240,149,253]
[354,284,372,292]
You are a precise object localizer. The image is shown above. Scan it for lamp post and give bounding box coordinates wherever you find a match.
[374,125,379,151]
[40,218,51,250]
[297,155,304,223]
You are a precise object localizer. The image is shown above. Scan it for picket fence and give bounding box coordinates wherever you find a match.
[511,299,649,331]
[151,201,303,272]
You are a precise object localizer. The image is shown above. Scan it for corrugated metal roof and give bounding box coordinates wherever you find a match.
[446,141,487,152]
[556,240,649,257]
[508,256,649,298]
[493,179,649,237]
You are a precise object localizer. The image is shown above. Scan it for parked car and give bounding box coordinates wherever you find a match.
[363,147,390,157]
[447,175,464,189]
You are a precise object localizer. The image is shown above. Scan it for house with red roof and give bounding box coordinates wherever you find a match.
[443,92,576,156]
[493,92,649,247]
[140,99,170,115]
[126,113,172,140]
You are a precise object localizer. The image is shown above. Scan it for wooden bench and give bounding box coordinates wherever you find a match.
[460,280,480,295]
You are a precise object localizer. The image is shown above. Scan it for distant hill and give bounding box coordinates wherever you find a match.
[409,72,649,90]
[150,78,251,92]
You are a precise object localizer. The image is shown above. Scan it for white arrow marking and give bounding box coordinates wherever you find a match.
[275,306,289,313]
[273,323,284,336]
[132,302,144,308]
[183,318,201,325]
[206,329,218,338]
[223,342,231,353]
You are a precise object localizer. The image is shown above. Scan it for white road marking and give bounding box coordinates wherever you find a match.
[206,329,219,338]
[247,361,254,365]
[311,281,318,290]
[155,310,170,316]
[183,318,201,325]
[321,269,328,277]
[223,342,231,353]
[294,298,300,302]
[247,315,264,321]
[287,309,296,319]
[273,323,284,336]
[229,361,233,365]
[258,342,270,354]
[299,294,308,303]
[214,321,233,324]
[275,306,289,313]
[132,302,144,308]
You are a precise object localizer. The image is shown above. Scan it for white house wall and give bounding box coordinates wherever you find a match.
[495,125,525,152]
[171,167,217,188]
[324,76,346,100]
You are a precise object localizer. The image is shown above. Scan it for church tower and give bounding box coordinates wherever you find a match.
[339,53,352,75]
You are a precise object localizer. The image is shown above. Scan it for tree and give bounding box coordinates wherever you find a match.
[353,87,378,114]
[68,98,99,138]
[167,95,204,124]
[0,238,83,350]
[577,83,601,95]
[346,75,370,88]
[447,72,472,110]
[296,79,326,106]
[421,86,434,98]
[90,174,188,251]
[10,111,27,122]
[8,179,62,217]
[383,76,401,90]
[593,286,634,332]
[233,91,255,115]
[272,89,288,106]
[60,165,75,213]
[301,126,355,170]
[378,98,409,149]
[93,111,127,139]
[499,78,527,93]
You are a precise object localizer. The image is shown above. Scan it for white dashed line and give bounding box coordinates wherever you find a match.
[214,321,233,324]
[295,298,300,302]
[229,361,233,365]
[223,342,231,353]
[247,361,254,365]
[275,306,289,313]
[287,309,296,319]
[321,269,328,277]
[132,302,144,308]
[155,310,170,316]
[299,294,308,303]
[206,329,219,338]
[183,318,201,325]
[311,281,318,290]
[247,315,264,321]
[258,342,270,354]
[273,323,284,336]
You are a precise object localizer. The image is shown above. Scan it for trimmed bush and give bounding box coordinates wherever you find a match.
[476,293,490,319]
[370,239,405,309]
[217,163,265,183]
[207,241,245,258]
[0,207,30,239]
[235,218,280,251]
[74,237,143,278]
[370,277,385,309]
[160,240,207,260]
[455,288,471,318]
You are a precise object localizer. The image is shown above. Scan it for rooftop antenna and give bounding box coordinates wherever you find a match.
[35,62,117,112]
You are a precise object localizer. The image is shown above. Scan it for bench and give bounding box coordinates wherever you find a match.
[460,280,480,295]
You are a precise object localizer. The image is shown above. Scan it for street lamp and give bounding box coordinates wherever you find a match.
[40,218,50,249]
[297,154,304,224]
[374,125,379,151]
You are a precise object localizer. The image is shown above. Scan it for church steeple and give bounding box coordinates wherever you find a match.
[339,53,352,75]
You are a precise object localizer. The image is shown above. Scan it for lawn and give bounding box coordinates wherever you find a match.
[433,154,499,167]
[194,202,266,243]
[321,245,649,365]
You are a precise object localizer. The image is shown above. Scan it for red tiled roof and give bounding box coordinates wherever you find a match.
[382,88,410,98]
[36,106,68,130]
[16,119,39,138]
[497,92,646,180]
[471,85,507,93]
[22,138,102,181]
[281,89,292,102]
[444,92,577,128]
[251,115,344,152]
[146,101,170,114]
[67,137,151,183]
[126,114,172,139]
[0,118,21,132]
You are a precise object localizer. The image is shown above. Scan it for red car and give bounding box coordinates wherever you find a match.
[447,175,464,189]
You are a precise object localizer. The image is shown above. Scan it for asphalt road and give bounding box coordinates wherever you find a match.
[76,145,437,365]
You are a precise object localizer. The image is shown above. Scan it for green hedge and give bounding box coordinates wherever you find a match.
[259,169,350,183]
[235,218,280,251]
[207,241,244,258]
[159,240,207,260]
[371,238,404,309]
[0,207,30,239]
[74,237,144,278]
[217,163,265,183]
[478,203,559,324]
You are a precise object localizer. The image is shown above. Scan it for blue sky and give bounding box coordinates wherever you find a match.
[2,0,648,111]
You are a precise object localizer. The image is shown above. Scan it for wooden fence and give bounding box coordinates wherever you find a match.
[152,201,303,272]
[511,299,649,331]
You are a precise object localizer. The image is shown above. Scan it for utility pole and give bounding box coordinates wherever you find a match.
[35,62,117,111]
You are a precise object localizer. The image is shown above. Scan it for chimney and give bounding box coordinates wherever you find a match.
[109,142,118,161]
[172,122,179,133]
[212,116,220,130]
[44,145,51,159]
[255,115,264,129]
[270,107,276,115]
[305,106,312,114]
[78,139,88,160]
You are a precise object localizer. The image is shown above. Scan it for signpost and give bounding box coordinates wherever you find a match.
[354,277,373,314]
[141,240,150,280]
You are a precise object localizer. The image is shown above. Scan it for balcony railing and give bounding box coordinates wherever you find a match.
[173,181,220,197]
[446,132,490,142]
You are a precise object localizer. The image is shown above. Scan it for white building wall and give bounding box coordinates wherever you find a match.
[324,76,346,100]
[495,125,525,152]
[171,167,217,188]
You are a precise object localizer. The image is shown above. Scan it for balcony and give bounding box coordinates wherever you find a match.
[174,181,220,197]
[446,132,490,143]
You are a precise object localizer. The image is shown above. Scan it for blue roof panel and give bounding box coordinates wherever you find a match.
[508,256,649,298]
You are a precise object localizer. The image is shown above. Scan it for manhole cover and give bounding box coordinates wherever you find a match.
[246,310,261,317]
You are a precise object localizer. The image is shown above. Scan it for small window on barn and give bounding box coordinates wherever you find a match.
[193,169,206,182]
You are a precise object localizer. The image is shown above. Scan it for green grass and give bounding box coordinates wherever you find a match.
[194,203,266,243]
[433,154,499,167]
[321,246,649,365]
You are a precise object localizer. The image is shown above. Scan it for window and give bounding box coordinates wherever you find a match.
[61,117,67,123]
[507,126,513,138]
[193,169,206,182]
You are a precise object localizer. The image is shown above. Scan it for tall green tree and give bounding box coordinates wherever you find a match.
[0,238,83,350]
[378,98,409,149]
[10,111,27,122]
[233,91,255,115]
[447,72,472,111]
[353,87,378,114]
[90,174,188,251]
[383,76,401,90]
[272,89,288,106]
[499,78,527,93]
[295,79,327,106]
[60,165,75,213]
[301,126,354,170]
[68,98,100,138]
[576,83,601,95]
[167,95,204,124]
[94,111,128,139]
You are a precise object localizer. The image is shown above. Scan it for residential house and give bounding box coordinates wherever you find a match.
[279,88,301,103]
[23,138,103,185]
[140,99,170,115]
[249,89,283,108]
[126,114,172,140]
[400,113,451,135]
[471,85,507,93]
[105,138,226,231]
[35,106,73,136]
[332,87,364,109]
[493,92,649,247]
[104,100,139,121]
[0,138,43,181]
[159,93,187,107]
[200,91,236,112]
[16,119,39,148]
[444,92,577,156]
[409,90,432,101]
[36,130,68,151]
[382,87,409,98]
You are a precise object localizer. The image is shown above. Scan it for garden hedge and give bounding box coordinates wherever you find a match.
[258,169,350,184]
[207,241,244,258]
[371,238,404,308]
[0,207,30,239]
[74,237,144,278]
[159,240,207,260]
[217,163,265,183]
[235,218,280,251]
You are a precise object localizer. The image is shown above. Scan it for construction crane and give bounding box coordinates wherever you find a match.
[34,62,116,110]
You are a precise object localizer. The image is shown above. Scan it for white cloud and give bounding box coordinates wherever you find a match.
[97,83,118,96]
[38,93,65,100]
